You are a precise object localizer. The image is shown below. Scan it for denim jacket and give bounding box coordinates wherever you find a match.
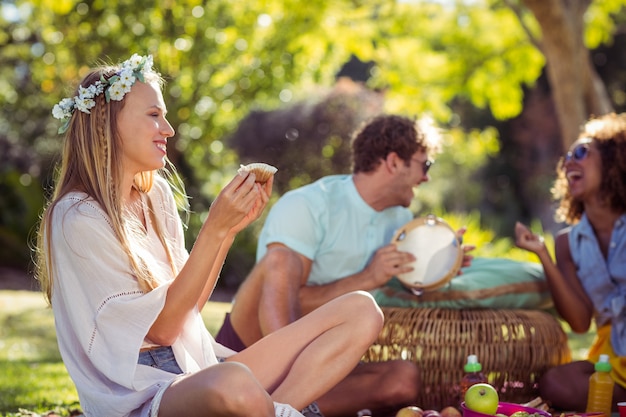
[569,213,626,356]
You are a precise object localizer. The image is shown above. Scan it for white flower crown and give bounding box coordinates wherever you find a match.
[52,53,154,134]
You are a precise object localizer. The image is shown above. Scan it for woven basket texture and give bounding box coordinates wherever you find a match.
[363,307,572,410]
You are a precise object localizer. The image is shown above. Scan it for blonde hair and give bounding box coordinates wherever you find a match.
[35,63,188,304]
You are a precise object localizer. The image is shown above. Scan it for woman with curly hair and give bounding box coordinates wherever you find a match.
[515,112,626,412]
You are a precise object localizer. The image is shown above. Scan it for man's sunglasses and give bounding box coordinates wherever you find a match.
[412,158,433,174]
[423,159,433,174]
[564,143,590,163]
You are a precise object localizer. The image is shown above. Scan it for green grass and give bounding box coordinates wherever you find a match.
[0,291,231,417]
[0,291,78,416]
[0,290,594,417]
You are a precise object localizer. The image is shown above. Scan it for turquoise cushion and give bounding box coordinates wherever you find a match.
[371,257,553,310]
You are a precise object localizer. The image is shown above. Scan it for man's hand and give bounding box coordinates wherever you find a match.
[363,244,415,288]
[456,226,475,271]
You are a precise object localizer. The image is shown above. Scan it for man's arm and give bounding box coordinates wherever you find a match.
[515,223,593,332]
[227,243,312,346]
[298,244,415,315]
[257,244,312,335]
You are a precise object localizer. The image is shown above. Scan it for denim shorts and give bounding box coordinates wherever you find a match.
[138,346,184,375]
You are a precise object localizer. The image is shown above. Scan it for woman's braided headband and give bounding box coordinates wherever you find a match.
[52,54,154,134]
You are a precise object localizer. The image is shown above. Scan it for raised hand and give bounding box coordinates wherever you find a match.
[230,174,274,234]
[205,172,273,236]
[514,221,546,253]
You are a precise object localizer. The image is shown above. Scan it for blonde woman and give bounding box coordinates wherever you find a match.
[35,54,383,417]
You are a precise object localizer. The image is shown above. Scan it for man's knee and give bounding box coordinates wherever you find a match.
[538,363,589,410]
[361,360,420,404]
[378,360,420,402]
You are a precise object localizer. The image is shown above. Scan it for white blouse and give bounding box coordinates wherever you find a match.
[48,176,233,417]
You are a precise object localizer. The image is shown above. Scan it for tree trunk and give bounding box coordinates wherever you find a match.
[521,0,613,150]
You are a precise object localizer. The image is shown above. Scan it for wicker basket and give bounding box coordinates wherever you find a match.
[363,307,572,410]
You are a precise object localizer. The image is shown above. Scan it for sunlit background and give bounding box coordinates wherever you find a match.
[1,0,625,292]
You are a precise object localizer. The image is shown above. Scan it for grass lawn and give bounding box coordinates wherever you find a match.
[0,291,231,416]
[0,290,595,417]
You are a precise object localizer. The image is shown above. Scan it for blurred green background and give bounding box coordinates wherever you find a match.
[1,0,626,292]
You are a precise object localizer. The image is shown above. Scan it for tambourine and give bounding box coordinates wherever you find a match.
[391,214,463,294]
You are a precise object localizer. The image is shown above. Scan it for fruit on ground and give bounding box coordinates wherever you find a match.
[440,406,462,417]
[396,406,424,417]
[464,383,499,415]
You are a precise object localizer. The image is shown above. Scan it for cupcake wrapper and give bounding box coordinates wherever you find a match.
[238,162,278,184]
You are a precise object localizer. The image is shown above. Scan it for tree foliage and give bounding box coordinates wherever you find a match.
[1,0,625,283]
[510,0,614,149]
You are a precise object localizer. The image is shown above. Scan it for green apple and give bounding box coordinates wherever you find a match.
[464,383,499,415]
[396,406,424,417]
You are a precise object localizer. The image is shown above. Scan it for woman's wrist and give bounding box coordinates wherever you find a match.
[198,216,231,239]
[535,244,552,262]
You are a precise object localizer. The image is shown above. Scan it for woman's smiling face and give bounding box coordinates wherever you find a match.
[117,80,175,177]
[564,137,601,200]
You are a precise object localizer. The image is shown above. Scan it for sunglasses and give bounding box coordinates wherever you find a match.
[411,158,433,174]
[564,143,590,163]
[423,159,433,174]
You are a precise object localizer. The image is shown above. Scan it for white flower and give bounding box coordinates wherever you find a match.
[93,81,105,95]
[144,55,154,72]
[118,69,136,85]
[120,78,134,92]
[51,104,64,119]
[85,83,100,97]
[78,85,92,98]
[127,53,143,69]
[52,104,69,119]
[75,96,96,113]
[52,98,74,119]
[58,97,74,109]
[51,53,156,125]
[108,83,126,101]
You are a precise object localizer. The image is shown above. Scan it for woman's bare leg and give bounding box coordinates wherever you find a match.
[228,291,384,409]
[157,361,275,417]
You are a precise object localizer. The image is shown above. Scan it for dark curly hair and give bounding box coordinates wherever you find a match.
[351,114,442,173]
[553,112,626,224]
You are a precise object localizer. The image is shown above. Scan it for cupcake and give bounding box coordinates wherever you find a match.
[237,162,278,184]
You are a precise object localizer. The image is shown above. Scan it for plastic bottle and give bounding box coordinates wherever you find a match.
[586,354,614,417]
[460,354,488,399]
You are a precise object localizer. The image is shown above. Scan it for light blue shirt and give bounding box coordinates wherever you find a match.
[569,213,626,355]
[257,175,413,286]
